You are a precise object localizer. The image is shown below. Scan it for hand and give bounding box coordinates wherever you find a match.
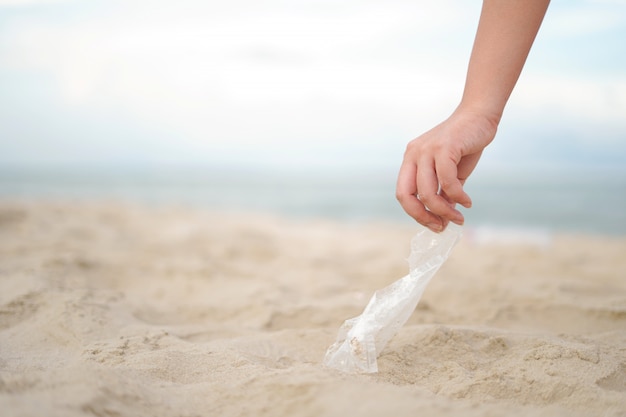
[396,109,498,232]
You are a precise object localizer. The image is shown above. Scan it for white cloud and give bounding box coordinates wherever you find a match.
[0,1,475,144]
[1,0,624,170]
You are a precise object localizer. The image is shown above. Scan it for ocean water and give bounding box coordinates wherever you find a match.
[1,167,625,236]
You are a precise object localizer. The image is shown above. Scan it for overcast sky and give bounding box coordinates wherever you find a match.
[1,0,625,174]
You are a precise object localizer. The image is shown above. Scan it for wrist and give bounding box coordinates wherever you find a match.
[453,102,502,131]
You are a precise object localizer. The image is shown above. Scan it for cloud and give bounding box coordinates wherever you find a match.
[0,0,624,170]
[0,2,476,141]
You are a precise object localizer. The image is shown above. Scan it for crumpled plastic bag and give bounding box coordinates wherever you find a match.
[323,224,462,373]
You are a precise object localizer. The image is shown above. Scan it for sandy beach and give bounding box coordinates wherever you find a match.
[1,200,625,417]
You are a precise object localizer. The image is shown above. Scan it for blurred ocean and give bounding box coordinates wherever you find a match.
[1,166,625,236]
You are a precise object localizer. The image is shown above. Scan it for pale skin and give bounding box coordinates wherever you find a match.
[396,0,550,232]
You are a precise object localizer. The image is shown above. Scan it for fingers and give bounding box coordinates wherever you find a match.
[396,110,492,228]
[396,162,443,232]
[417,158,465,226]
[396,159,465,231]
[396,157,471,231]
[435,156,472,209]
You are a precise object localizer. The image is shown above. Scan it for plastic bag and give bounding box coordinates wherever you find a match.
[323,224,462,373]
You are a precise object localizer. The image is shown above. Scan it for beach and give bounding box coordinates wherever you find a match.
[1,200,625,416]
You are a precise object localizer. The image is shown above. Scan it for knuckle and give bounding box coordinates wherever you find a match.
[412,212,428,225]
[405,138,427,155]
[438,178,454,190]
[419,193,435,205]
[439,178,462,197]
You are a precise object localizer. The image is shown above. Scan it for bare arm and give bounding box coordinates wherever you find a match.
[396,0,550,232]
[461,0,551,122]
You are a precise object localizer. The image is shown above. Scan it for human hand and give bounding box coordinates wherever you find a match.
[396,109,498,232]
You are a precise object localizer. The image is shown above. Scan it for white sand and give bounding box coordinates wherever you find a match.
[1,201,625,416]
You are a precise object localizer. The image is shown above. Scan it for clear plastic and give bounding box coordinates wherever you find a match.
[323,224,462,373]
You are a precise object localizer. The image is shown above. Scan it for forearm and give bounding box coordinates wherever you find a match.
[459,0,550,124]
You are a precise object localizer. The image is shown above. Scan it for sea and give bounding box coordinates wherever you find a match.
[1,166,625,236]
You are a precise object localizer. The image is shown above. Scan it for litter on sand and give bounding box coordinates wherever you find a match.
[323,224,462,373]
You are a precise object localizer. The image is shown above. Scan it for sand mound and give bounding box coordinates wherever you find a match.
[1,201,625,416]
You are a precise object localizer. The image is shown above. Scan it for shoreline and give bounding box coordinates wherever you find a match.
[2,196,625,239]
[1,164,626,236]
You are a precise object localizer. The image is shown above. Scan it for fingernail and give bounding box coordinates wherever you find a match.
[428,223,443,232]
[451,217,464,226]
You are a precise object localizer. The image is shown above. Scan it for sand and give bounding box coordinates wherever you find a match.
[1,201,625,417]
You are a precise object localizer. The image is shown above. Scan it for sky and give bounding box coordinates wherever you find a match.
[0,0,625,175]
